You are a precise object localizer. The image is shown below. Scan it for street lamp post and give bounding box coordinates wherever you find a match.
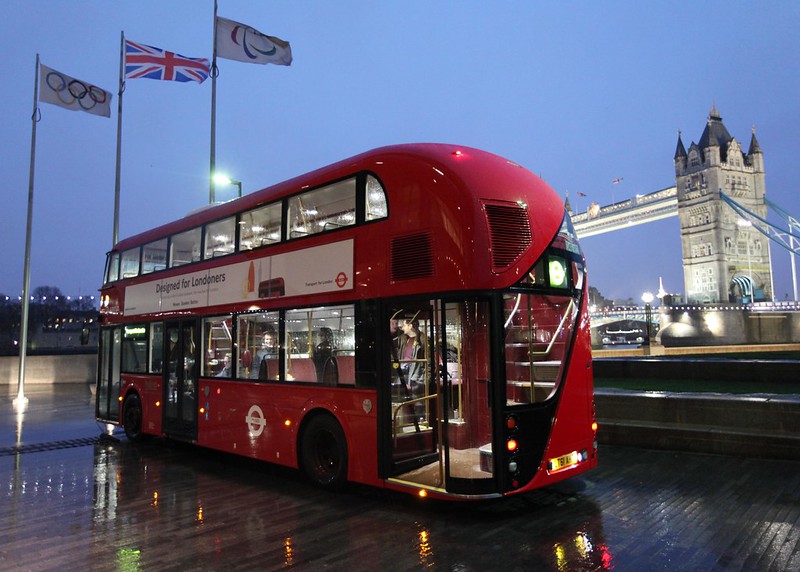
[641,291,654,352]
[212,174,242,200]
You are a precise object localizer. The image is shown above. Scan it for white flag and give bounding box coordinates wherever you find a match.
[39,64,112,118]
[216,16,292,66]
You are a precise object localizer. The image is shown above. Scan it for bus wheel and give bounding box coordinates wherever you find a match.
[301,415,348,490]
[123,394,147,442]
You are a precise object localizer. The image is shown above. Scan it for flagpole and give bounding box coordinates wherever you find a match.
[209,0,218,204]
[16,54,41,411]
[113,31,125,245]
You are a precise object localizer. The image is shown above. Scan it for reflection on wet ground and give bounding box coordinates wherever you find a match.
[2,384,799,571]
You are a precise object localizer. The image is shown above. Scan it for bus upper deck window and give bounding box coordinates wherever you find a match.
[365,175,387,221]
[120,247,141,279]
[142,238,168,274]
[105,252,120,284]
[239,203,282,251]
[287,178,356,239]
[170,227,201,268]
[204,217,236,259]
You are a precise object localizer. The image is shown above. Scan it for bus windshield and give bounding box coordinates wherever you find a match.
[504,213,585,405]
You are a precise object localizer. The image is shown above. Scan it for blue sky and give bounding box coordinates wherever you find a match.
[2,1,799,303]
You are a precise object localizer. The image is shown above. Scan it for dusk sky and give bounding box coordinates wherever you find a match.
[2,2,799,304]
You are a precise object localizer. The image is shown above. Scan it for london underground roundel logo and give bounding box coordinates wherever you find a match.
[336,272,348,288]
[245,404,266,437]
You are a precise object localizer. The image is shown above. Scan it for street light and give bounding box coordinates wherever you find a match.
[641,291,654,348]
[213,173,242,199]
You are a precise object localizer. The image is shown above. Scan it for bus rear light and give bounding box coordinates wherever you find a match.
[506,415,518,431]
[418,489,428,498]
[508,460,519,473]
[506,439,518,452]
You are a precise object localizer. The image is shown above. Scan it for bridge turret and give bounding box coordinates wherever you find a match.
[674,130,687,175]
[747,126,764,173]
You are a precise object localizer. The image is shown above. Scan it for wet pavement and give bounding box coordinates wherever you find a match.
[2,384,800,571]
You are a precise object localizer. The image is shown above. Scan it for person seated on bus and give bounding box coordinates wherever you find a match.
[312,327,338,385]
[251,328,278,380]
[216,353,232,377]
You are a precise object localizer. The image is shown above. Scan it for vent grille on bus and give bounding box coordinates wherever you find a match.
[484,202,532,271]
[391,233,434,281]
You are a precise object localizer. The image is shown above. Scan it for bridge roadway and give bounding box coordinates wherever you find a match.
[2,384,799,571]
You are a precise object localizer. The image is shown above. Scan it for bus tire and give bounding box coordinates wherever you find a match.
[300,414,348,490]
[123,394,148,442]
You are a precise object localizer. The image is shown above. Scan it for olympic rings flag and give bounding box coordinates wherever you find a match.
[38,64,112,118]
[215,16,292,66]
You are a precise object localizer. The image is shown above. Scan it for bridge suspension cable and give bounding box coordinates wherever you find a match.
[720,192,800,299]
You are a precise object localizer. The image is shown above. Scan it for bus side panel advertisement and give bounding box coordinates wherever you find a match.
[123,240,354,316]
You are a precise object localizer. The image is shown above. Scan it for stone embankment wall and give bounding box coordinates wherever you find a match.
[0,354,97,385]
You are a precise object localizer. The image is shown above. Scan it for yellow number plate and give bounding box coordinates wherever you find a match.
[550,452,578,472]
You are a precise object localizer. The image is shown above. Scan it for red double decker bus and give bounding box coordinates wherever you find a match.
[96,143,597,499]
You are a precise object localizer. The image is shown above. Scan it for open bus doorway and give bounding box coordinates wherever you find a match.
[384,299,495,495]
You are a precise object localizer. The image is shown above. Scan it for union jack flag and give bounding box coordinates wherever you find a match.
[125,40,210,84]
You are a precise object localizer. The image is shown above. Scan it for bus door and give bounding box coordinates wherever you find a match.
[96,327,121,422]
[384,299,495,496]
[163,320,199,440]
[385,303,440,481]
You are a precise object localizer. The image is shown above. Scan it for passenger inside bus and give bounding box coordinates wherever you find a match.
[252,328,278,380]
[216,353,232,377]
[397,316,427,424]
[312,327,338,385]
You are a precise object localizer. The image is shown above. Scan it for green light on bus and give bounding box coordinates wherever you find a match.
[124,326,146,337]
[548,258,567,288]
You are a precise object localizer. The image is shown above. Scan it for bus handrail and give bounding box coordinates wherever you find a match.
[528,298,576,358]
[392,393,437,444]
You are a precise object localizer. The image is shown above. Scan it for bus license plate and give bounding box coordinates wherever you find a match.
[550,453,577,472]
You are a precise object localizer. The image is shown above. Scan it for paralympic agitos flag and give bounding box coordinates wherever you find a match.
[125,40,210,83]
[215,16,292,66]
[38,64,112,117]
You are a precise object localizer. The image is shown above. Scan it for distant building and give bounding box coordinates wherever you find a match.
[674,105,772,304]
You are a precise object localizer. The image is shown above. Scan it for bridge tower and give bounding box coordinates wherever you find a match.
[674,105,772,303]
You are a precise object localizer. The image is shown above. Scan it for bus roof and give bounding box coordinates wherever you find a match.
[112,143,563,253]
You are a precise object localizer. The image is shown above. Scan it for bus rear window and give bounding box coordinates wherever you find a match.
[365,175,387,220]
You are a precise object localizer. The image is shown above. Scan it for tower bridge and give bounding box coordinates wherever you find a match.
[571,186,678,238]
[569,105,800,304]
